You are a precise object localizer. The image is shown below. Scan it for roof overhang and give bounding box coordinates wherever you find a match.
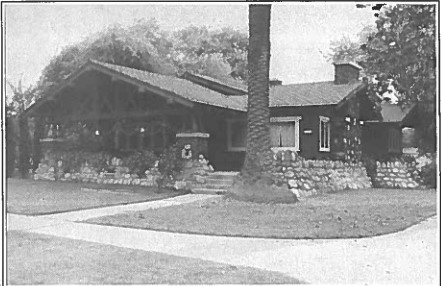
[23,60,195,117]
[335,81,368,111]
[181,72,247,95]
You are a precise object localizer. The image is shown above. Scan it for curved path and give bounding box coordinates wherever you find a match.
[7,194,439,284]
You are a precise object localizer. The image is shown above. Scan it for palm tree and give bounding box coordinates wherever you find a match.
[242,4,273,181]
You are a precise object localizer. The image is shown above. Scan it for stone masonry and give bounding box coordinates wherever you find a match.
[271,150,372,199]
[373,161,421,189]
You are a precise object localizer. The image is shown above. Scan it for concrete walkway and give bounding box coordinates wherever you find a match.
[41,193,218,221]
[7,194,439,285]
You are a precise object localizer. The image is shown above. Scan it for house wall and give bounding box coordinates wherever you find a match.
[204,105,345,170]
[362,122,402,160]
[201,107,246,171]
[205,101,369,170]
[271,105,337,160]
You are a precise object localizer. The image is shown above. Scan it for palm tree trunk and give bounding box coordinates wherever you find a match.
[242,4,273,179]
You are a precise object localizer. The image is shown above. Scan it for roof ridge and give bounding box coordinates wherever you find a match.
[89,59,170,77]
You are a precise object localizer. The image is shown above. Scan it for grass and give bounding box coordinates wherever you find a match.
[7,231,301,284]
[86,188,437,239]
[6,178,186,215]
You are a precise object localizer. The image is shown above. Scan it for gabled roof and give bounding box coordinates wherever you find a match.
[90,60,248,111]
[181,72,247,95]
[182,71,366,107]
[25,60,368,116]
[270,81,364,107]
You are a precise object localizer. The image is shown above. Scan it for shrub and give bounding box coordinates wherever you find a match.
[157,144,183,190]
[418,154,437,188]
[122,150,158,177]
[56,150,110,173]
[55,150,86,173]
[87,152,110,171]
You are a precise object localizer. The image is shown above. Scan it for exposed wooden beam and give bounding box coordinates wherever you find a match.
[64,109,189,122]
[90,63,194,108]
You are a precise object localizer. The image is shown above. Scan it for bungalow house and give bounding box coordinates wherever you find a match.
[24,60,380,171]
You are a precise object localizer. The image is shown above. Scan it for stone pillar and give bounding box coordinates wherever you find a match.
[176,132,210,160]
[39,138,66,166]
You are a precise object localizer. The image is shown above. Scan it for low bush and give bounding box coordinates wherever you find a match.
[56,150,111,173]
[122,150,158,177]
[418,153,437,188]
[157,144,184,189]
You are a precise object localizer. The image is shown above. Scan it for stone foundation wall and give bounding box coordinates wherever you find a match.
[34,163,160,187]
[272,151,372,199]
[373,161,421,189]
[33,157,213,190]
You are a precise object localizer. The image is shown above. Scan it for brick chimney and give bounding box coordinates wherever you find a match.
[333,62,362,85]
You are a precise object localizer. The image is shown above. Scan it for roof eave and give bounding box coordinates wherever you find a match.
[335,81,368,111]
[182,72,247,95]
[23,60,197,117]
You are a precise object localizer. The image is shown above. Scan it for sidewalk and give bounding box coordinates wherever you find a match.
[41,193,219,221]
[6,194,439,285]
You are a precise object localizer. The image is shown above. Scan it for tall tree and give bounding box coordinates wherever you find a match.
[327,4,436,151]
[6,80,36,177]
[242,4,273,180]
[362,4,436,151]
[169,26,248,80]
[37,19,176,98]
[36,19,248,99]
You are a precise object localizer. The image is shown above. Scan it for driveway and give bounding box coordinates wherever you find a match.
[7,194,439,284]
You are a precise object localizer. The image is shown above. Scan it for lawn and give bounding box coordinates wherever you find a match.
[7,231,301,284]
[86,188,437,239]
[6,178,186,215]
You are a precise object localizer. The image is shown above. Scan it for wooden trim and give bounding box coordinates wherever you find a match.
[270,116,301,151]
[319,116,331,152]
[89,62,194,108]
[24,60,195,117]
[270,116,302,123]
[176,132,210,138]
[64,109,188,122]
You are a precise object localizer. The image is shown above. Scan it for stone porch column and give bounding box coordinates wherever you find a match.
[176,132,210,160]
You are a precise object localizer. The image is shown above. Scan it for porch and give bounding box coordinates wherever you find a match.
[24,62,244,172]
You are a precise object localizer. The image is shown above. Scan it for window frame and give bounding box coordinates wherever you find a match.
[319,116,331,152]
[270,116,301,152]
[226,118,247,152]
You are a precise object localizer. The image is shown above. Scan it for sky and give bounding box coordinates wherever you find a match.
[4,2,377,97]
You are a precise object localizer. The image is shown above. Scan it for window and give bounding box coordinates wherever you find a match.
[388,128,401,153]
[319,116,330,152]
[270,116,301,151]
[227,119,247,151]
[226,116,301,152]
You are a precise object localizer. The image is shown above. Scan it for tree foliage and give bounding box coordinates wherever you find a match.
[169,26,248,80]
[328,4,436,150]
[6,80,36,177]
[36,19,248,99]
[6,80,36,117]
[363,5,436,105]
[363,4,436,151]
